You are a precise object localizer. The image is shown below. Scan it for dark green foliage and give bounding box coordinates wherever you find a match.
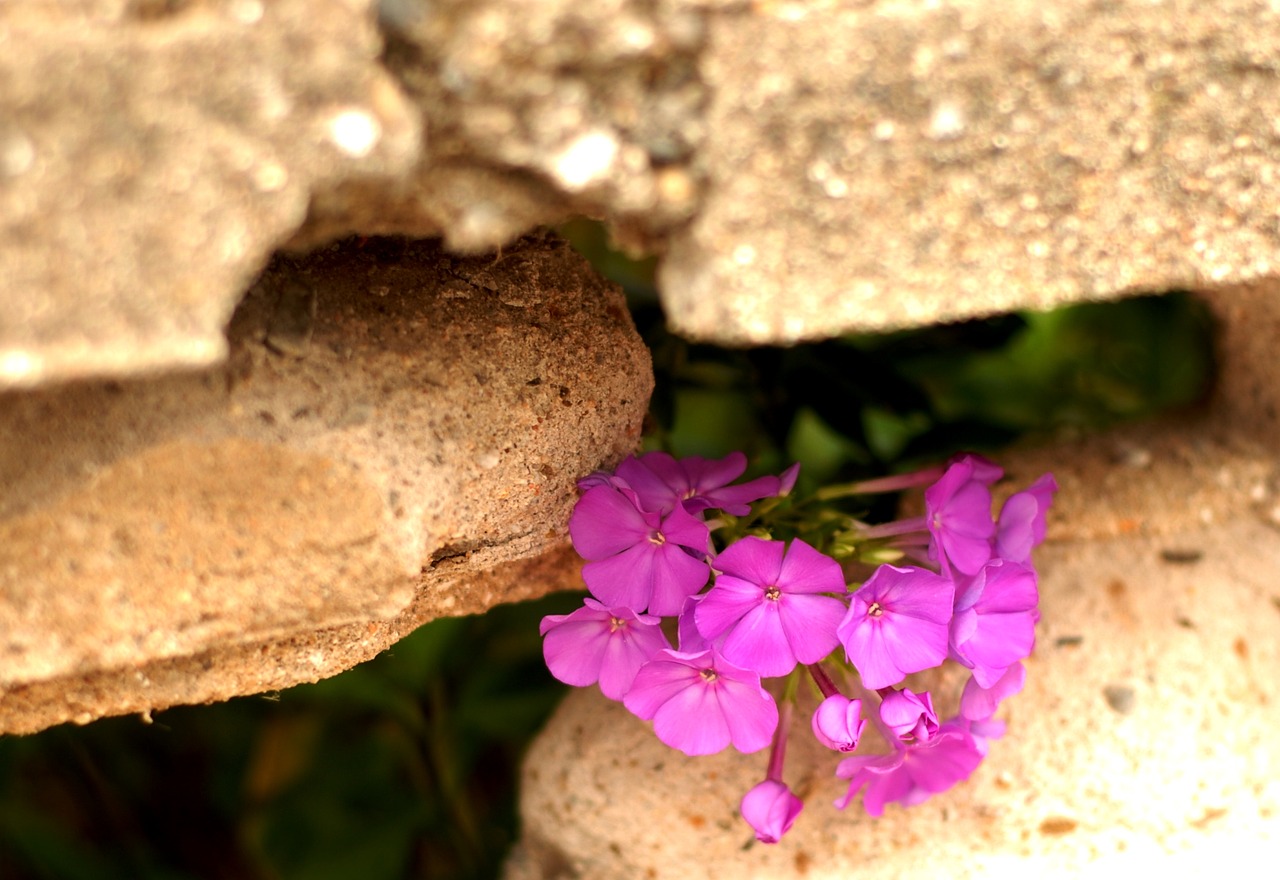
[0,596,580,880]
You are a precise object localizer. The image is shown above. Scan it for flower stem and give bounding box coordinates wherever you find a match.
[765,701,793,783]
[858,516,928,541]
[806,662,842,700]
[813,466,945,501]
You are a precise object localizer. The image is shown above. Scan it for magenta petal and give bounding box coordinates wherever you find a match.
[697,474,780,515]
[833,751,906,814]
[682,451,748,494]
[878,688,939,743]
[777,593,845,664]
[677,594,710,652]
[740,780,803,844]
[541,600,669,698]
[714,536,785,586]
[581,543,658,611]
[570,485,653,559]
[925,459,997,575]
[777,538,846,594]
[597,620,671,700]
[838,566,954,689]
[646,545,713,616]
[973,561,1038,613]
[936,482,995,572]
[653,678,732,755]
[955,612,1036,688]
[812,695,865,752]
[542,617,612,687]
[614,453,685,513]
[716,676,778,753]
[623,651,705,720]
[623,650,776,755]
[720,603,794,677]
[994,492,1037,562]
[659,503,712,555]
[908,728,984,793]
[695,575,766,640]
[960,662,1026,721]
[997,473,1057,561]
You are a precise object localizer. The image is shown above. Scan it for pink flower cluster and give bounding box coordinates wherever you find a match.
[540,450,1055,843]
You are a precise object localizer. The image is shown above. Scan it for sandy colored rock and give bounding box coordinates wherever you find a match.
[0,232,651,734]
[0,0,420,389]
[660,0,1280,343]
[12,0,1280,386]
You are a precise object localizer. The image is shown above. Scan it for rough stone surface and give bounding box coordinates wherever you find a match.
[0,233,651,734]
[506,289,1280,876]
[0,0,420,389]
[14,0,1280,386]
[660,0,1280,343]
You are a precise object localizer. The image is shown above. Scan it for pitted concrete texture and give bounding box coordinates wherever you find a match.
[0,233,651,734]
[12,1,1280,387]
[508,526,1279,880]
[660,0,1280,343]
[507,290,1280,876]
[0,0,420,389]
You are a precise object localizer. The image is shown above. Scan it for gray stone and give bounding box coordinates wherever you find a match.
[659,0,1280,343]
[0,0,420,389]
[0,233,651,734]
[12,0,1280,384]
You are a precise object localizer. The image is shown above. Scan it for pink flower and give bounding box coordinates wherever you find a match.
[949,560,1038,688]
[811,694,866,752]
[623,649,779,756]
[834,724,984,816]
[539,599,671,700]
[837,565,955,689]
[570,484,711,615]
[878,688,939,744]
[959,662,1026,722]
[995,473,1057,563]
[695,537,847,678]
[740,780,803,844]
[612,452,799,517]
[924,456,999,576]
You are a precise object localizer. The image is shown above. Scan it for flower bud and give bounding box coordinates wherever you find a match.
[879,688,939,743]
[811,694,866,752]
[740,780,803,844]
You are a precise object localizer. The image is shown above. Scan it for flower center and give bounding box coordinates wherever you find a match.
[764,585,782,602]
[699,668,719,683]
[609,616,626,633]
[867,601,884,618]
[648,530,666,546]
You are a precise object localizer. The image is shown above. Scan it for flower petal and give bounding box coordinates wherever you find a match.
[720,603,794,678]
[695,575,763,640]
[714,536,785,586]
[776,538,845,594]
[570,485,653,559]
[778,593,845,664]
[652,678,731,755]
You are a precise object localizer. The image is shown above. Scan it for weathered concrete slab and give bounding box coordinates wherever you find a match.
[0,233,651,734]
[9,0,1280,382]
[0,0,420,389]
[660,0,1280,342]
